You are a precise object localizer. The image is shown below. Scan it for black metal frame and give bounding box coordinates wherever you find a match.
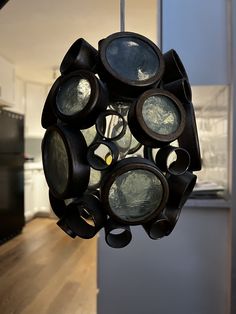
[60,38,98,75]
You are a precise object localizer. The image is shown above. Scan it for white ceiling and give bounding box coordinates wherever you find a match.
[0,0,157,84]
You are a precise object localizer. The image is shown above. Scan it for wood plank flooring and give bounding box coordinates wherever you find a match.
[0,218,97,314]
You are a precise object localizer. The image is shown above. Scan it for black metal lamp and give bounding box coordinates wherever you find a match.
[41,10,201,248]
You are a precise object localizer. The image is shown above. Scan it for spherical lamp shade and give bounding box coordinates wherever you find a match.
[41,31,201,248]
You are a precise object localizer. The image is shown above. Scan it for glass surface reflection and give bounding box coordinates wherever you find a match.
[142,95,180,135]
[106,37,160,81]
[108,169,163,223]
[56,78,91,115]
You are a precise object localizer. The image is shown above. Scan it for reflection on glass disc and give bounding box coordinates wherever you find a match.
[43,131,69,194]
[129,135,142,154]
[142,95,181,135]
[81,125,97,146]
[108,169,163,223]
[88,168,101,188]
[56,77,91,116]
[106,37,159,82]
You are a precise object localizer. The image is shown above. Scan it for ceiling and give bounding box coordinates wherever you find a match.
[0,0,158,84]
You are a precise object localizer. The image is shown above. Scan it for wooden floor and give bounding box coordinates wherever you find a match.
[0,218,97,314]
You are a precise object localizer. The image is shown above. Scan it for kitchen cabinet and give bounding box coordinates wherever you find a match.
[162,0,229,85]
[25,82,47,138]
[24,168,35,221]
[0,55,15,106]
[33,168,51,215]
[24,164,51,221]
[98,204,230,314]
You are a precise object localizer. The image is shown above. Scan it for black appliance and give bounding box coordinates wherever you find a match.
[0,108,25,244]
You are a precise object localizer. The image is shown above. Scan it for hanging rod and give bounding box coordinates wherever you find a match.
[120,0,125,32]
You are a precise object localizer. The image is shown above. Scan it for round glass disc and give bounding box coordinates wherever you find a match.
[43,130,69,195]
[106,37,160,82]
[56,77,91,116]
[108,169,163,223]
[142,95,181,135]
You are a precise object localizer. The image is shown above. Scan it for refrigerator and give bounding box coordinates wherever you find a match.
[0,108,25,244]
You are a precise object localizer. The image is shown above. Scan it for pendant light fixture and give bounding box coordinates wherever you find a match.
[41,0,201,248]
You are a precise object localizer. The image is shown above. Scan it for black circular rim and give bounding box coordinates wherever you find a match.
[54,70,99,122]
[166,171,197,209]
[99,31,165,87]
[96,109,126,141]
[127,140,142,155]
[155,146,191,175]
[42,124,90,199]
[104,218,132,248]
[101,157,169,225]
[143,215,172,240]
[41,76,62,129]
[49,190,67,218]
[87,140,119,171]
[171,49,188,80]
[136,88,186,143]
[167,147,190,175]
[57,193,106,239]
[42,126,72,198]
[183,79,192,102]
[60,38,84,74]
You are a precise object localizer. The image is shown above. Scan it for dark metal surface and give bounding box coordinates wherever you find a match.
[41,76,62,129]
[166,171,197,209]
[104,218,132,248]
[0,0,10,10]
[60,38,98,75]
[57,194,106,239]
[49,190,67,218]
[143,213,171,239]
[161,75,201,171]
[162,49,189,84]
[163,78,192,103]
[42,124,90,199]
[96,109,126,141]
[0,110,25,243]
[0,109,24,153]
[178,101,202,171]
[155,145,190,175]
[87,140,119,171]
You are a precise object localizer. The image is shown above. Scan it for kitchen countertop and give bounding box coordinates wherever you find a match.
[185,198,230,209]
[24,161,43,170]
